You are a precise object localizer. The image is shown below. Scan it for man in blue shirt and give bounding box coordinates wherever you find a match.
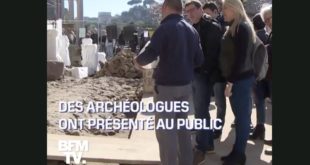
[134,0,204,164]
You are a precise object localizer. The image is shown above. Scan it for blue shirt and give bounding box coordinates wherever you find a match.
[136,14,204,86]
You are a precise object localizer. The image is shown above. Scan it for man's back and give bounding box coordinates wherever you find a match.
[136,14,204,86]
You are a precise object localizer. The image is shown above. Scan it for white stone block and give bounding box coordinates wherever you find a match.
[72,67,88,79]
[47,29,62,61]
[56,19,62,38]
[47,24,53,30]
[81,44,98,75]
[97,52,106,63]
[58,35,71,66]
[97,52,107,71]
[82,38,93,45]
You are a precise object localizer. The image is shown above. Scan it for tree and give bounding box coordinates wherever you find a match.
[127,0,142,6]
[109,0,162,30]
[149,2,161,26]
[143,0,156,7]
[243,0,272,16]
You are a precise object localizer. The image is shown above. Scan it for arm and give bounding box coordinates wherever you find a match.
[135,26,164,66]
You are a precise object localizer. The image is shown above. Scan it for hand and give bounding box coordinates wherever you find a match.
[133,57,145,71]
[225,83,233,97]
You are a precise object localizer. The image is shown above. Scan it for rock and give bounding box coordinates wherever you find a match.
[97,52,107,63]
[64,129,80,136]
[106,131,116,136]
[81,44,98,75]
[58,35,71,66]
[103,130,115,136]
[72,67,88,79]
[72,113,80,119]
[47,61,64,81]
[68,45,82,66]
[112,113,126,119]
[47,29,62,61]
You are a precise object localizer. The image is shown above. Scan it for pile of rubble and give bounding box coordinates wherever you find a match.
[96,49,143,79]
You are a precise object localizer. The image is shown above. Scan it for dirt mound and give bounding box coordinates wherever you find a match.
[47,76,143,137]
[96,50,143,79]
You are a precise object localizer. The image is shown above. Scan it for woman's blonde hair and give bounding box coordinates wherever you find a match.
[223,0,256,42]
[260,4,272,22]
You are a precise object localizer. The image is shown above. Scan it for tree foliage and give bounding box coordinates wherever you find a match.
[111,1,161,29]
[243,0,272,16]
[127,0,142,6]
[143,0,156,7]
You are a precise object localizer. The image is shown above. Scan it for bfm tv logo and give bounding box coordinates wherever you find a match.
[58,140,89,164]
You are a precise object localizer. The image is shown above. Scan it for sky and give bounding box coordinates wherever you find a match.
[80,0,163,17]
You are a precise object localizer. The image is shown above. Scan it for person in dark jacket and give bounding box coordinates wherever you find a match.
[118,30,125,47]
[90,28,99,44]
[261,4,272,84]
[249,13,270,141]
[129,30,138,53]
[203,0,228,140]
[203,1,227,35]
[265,32,272,87]
[139,32,146,50]
[261,4,272,156]
[134,0,204,164]
[252,13,269,44]
[99,30,107,52]
[184,0,223,164]
[139,30,150,51]
[219,0,256,164]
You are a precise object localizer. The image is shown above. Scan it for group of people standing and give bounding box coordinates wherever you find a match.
[134,0,272,164]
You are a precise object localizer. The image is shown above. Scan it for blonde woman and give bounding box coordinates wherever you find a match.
[219,0,256,164]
